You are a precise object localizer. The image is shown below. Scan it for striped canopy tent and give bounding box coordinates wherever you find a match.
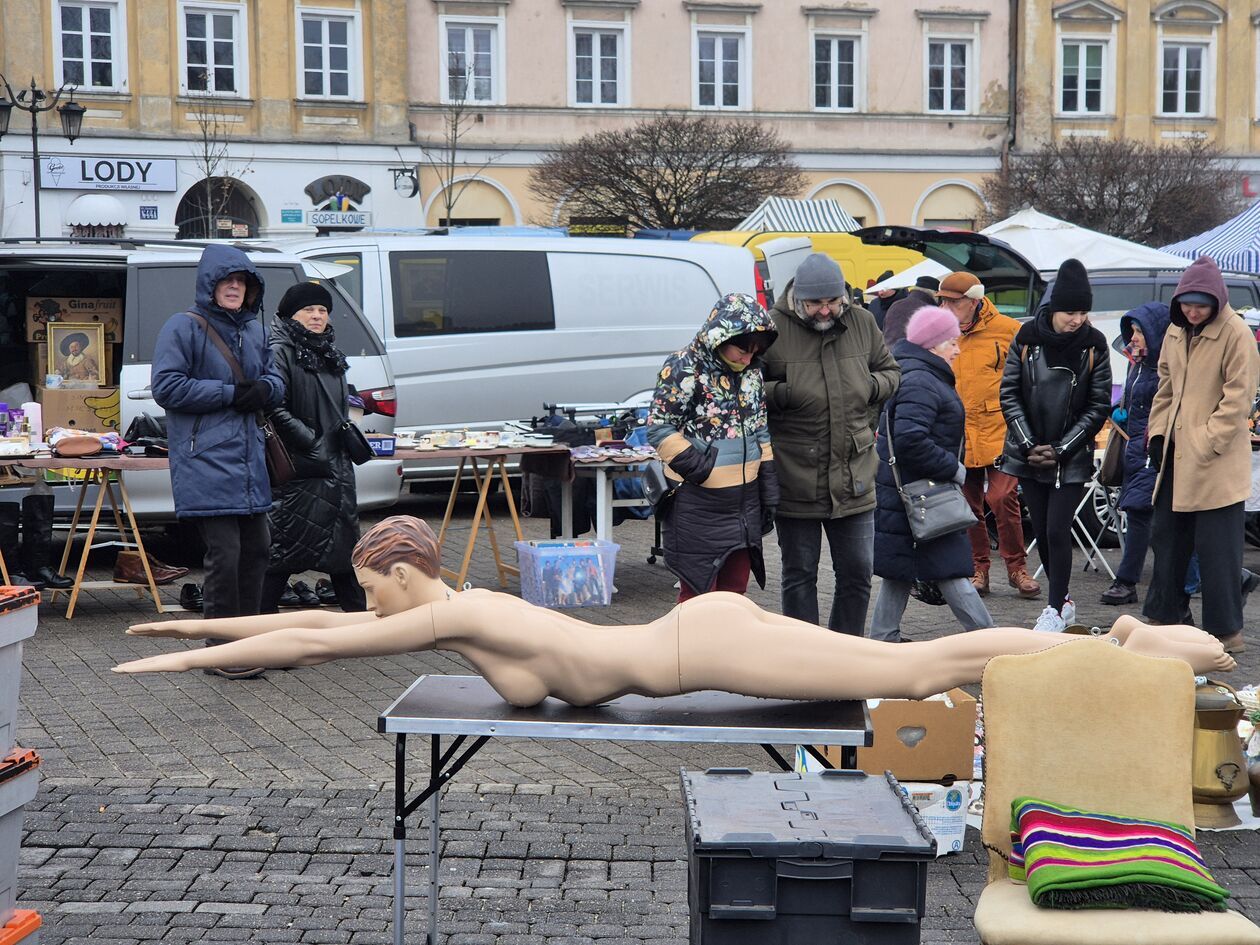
[736,197,859,232]
[1161,201,1260,274]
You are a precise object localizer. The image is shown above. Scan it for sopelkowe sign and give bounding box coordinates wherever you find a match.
[39,156,178,192]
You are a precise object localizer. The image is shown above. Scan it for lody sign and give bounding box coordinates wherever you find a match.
[40,157,178,192]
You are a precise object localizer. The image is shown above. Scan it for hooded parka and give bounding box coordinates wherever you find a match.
[647,294,780,596]
[762,283,900,519]
[955,296,1020,467]
[1115,302,1171,513]
[1148,256,1260,512]
[874,341,973,582]
[151,245,284,518]
[265,318,359,573]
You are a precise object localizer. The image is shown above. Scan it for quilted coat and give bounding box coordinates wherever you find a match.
[874,341,973,582]
[1115,302,1171,513]
[647,293,780,595]
[265,319,360,573]
[151,245,284,518]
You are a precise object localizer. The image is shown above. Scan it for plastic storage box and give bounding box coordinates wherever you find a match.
[0,589,39,758]
[681,768,936,945]
[0,910,40,945]
[514,540,619,608]
[0,763,40,928]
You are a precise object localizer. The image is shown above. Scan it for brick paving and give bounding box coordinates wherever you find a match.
[13,490,1260,943]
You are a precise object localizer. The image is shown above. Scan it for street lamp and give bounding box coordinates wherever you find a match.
[0,76,88,241]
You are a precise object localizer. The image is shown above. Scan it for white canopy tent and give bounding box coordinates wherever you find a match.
[870,208,1189,291]
[736,197,859,232]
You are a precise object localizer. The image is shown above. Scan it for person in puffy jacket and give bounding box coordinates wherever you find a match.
[870,306,993,642]
[1142,256,1260,652]
[1099,302,1170,605]
[999,258,1111,633]
[647,293,779,601]
[260,281,367,615]
[152,245,284,676]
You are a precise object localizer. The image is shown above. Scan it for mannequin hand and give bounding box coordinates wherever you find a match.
[127,619,208,639]
[112,651,196,674]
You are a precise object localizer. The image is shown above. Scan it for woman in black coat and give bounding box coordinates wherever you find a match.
[870,307,993,642]
[260,282,366,613]
[1000,259,1111,632]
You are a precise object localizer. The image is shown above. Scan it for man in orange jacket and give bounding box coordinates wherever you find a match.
[937,272,1040,599]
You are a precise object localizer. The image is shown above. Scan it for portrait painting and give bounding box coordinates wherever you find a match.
[47,322,106,388]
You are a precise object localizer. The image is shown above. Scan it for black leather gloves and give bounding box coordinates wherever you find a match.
[1026,444,1059,469]
[1147,435,1164,472]
[668,444,717,486]
[760,506,777,536]
[231,380,270,413]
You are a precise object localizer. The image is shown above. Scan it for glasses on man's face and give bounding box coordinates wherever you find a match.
[803,298,842,313]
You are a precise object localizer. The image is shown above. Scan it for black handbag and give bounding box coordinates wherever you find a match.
[184,313,296,487]
[885,405,977,544]
[314,378,374,465]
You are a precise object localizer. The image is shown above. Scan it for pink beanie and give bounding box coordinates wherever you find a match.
[906,305,961,350]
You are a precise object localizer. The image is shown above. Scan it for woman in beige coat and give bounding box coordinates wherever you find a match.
[1143,256,1260,651]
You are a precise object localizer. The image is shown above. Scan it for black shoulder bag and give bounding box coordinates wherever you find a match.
[313,377,375,466]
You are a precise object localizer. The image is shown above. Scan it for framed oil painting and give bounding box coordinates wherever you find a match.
[47,322,106,388]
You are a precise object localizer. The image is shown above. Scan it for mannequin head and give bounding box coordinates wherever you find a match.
[351,516,448,615]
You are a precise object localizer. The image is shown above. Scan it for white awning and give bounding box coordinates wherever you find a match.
[64,193,127,226]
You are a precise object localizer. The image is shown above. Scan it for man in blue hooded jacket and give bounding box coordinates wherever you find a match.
[152,245,283,673]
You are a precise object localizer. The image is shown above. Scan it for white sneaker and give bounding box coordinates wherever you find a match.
[1061,598,1076,625]
[1033,605,1066,633]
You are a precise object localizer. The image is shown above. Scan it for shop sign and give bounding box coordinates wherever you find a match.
[40,156,178,192]
[280,209,303,223]
[139,206,158,220]
[306,210,372,227]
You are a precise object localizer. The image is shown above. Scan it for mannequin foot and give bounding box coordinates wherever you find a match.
[1119,625,1235,674]
[1107,614,1222,648]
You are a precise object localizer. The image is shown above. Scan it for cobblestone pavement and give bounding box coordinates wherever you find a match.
[14,491,1260,944]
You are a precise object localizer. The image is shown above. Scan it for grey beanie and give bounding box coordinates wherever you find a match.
[792,253,846,301]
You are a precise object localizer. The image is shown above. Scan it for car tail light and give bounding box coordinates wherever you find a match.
[754,265,769,309]
[360,386,396,417]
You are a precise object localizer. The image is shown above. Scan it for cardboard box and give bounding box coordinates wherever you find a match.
[822,688,978,782]
[366,433,395,456]
[37,386,119,433]
[25,296,121,343]
[898,781,971,857]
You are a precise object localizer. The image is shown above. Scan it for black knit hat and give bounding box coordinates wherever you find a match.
[276,281,333,319]
[1048,258,1092,313]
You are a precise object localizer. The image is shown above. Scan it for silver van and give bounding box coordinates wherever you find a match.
[267,235,804,433]
[0,239,402,519]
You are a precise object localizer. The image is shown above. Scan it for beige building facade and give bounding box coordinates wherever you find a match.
[409,1,1015,231]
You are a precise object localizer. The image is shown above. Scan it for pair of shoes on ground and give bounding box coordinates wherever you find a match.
[971,567,1041,599]
[1033,598,1076,633]
[278,581,326,608]
[113,551,190,586]
[179,583,203,612]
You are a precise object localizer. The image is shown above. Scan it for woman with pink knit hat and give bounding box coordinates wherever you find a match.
[870,306,994,641]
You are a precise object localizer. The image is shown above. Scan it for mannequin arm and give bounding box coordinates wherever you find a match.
[115,604,438,674]
[128,608,368,641]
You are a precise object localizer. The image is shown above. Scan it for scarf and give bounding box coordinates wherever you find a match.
[1014,307,1104,369]
[279,317,349,375]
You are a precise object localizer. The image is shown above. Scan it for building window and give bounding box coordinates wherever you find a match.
[56,1,126,91]
[695,30,747,109]
[300,12,356,99]
[180,3,246,95]
[442,20,500,104]
[1160,41,1207,116]
[571,26,624,106]
[1060,40,1105,114]
[926,38,970,113]
[814,35,859,110]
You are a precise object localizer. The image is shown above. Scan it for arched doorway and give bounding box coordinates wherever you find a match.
[807,180,883,227]
[914,182,986,231]
[175,177,263,239]
[423,177,521,227]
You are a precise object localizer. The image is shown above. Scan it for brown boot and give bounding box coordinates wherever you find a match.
[971,566,990,597]
[1008,567,1041,599]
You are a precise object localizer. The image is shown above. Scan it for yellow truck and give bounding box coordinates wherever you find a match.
[691,230,926,300]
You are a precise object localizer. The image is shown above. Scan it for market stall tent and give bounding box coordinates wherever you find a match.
[870,208,1190,290]
[736,197,859,233]
[1161,200,1260,274]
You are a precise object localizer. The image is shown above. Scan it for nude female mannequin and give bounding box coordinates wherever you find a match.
[115,516,1235,706]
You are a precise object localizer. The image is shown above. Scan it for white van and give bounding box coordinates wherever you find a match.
[269,235,807,431]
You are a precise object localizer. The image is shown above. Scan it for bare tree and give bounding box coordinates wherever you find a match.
[182,83,254,238]
[529,115,805,231]
[419,57,498,225]
[982,137,1241,247]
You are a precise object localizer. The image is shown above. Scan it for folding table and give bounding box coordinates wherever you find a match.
[378,674,872,945]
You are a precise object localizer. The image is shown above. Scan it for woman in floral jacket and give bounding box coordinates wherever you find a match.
[647,293,780,600]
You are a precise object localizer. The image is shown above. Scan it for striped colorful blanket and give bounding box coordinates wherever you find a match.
[1009,797,1230,912]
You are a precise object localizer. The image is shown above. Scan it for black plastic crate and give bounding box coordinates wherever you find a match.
[681,768,936,945]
